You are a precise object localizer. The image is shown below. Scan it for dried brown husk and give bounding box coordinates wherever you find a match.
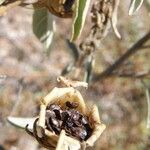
[33,87,106,150]
[33,0,73,18]
[0,0,73,17]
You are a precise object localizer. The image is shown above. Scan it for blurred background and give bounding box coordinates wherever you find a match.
[0,1,150,150]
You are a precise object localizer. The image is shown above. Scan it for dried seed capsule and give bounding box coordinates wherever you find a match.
[14,83,106,149]
[46,104,93,141]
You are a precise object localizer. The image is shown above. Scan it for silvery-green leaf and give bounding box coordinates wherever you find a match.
[7,116,36,130]
[71,0,91,41]
[111,0,121,39]
[129,0,144,15]
[0,0,5,5]
[33,8,54,50]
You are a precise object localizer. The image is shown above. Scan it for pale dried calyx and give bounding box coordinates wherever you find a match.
[7,77,106,150]
[33,88,105,149]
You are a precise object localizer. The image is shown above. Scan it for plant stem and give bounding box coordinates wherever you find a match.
[92,31,150,81]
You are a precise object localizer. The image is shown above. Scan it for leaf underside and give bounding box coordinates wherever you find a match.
[33,8,54,50]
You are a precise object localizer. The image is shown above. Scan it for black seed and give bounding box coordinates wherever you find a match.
[66,118,74,128]
[46,116,53,131]
[46,110,55,118]
[45,103,93,141]
[72,127,87,141]
[48,104,61,111]
[79,129,87,140]
[64,0,75,12]
[50,118,61,134]
[61,111,70,121]
[53,109,62,120]
[81,116,88,125]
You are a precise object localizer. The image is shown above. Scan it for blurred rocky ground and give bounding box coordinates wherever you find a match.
[0,1,150,150]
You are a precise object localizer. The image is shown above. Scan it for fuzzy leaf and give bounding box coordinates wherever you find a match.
[33,8,54,50]
[111,0,121,39]
[7,116,36,130]
[129,0,144,15]
[71,0,91,41]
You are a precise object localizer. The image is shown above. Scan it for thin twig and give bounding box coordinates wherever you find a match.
[111,71,150,79]
[140,45,150,49]
[92,31,150,81]
[10,78,23,116]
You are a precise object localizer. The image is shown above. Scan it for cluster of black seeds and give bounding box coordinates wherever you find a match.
[45,101,93,141]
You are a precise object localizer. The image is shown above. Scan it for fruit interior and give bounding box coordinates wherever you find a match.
[45,101,93,141]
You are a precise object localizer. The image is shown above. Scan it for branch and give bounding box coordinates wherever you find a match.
[140,45,150,49]
[111,71,150,79]
[92,31,150,81]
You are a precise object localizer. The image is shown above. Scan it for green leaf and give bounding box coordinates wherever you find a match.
[129,0,144,15]
[0,0,5,5]
[33,8,54,50]
[71,0,91,41]
[7,116,36,130]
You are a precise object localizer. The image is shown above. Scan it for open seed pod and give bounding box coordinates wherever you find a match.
[26,87,106,150]
[34,0,74,18]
